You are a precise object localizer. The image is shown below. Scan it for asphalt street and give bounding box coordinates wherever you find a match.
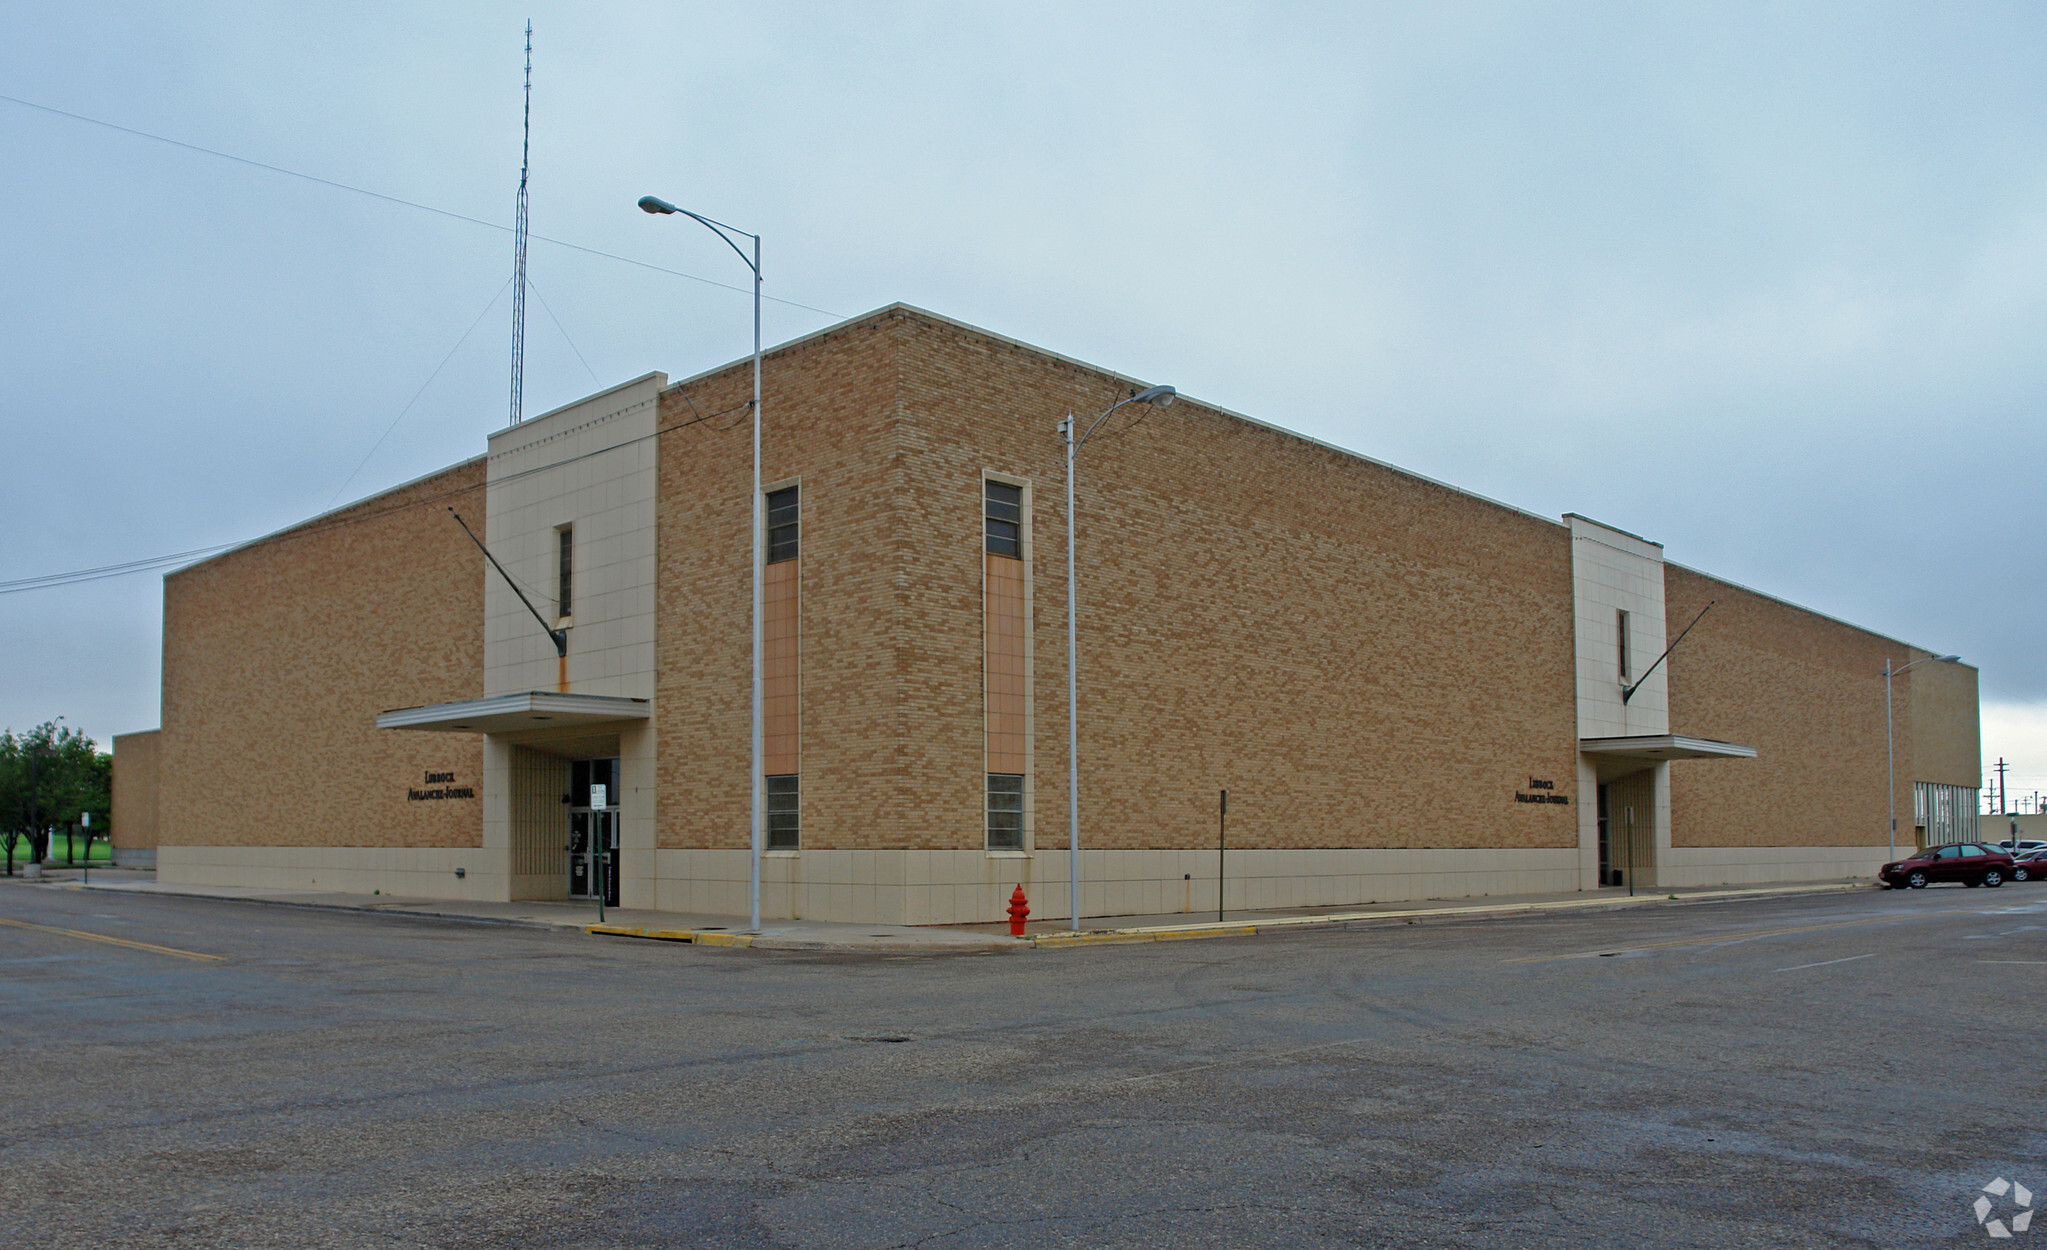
[2,881,2041,1247]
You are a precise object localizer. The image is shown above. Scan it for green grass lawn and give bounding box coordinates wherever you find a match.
[1,833,112,864]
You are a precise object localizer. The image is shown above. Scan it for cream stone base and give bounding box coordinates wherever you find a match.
[1657,844,1893,888]
[647,847,1584,926]
[158,845,495,900]
[154,841,1893,924]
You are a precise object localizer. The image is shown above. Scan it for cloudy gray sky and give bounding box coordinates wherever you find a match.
[4,2,2043,799]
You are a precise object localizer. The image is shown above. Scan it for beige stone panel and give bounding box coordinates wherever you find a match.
[485,373,663,700]
[158,845,494,900]
[985,552,1027,774]
[763,558,800,776]
[640,845,1582,924]
[1658,844,1894,887]
[617,719,659,909]
[1568,515,1670,740]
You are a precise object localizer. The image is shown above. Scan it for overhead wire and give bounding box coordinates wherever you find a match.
[0,92,811,594]
[325,277,514,510]
[527,277,602,387]
[0,389,756,596]
[0,545,243,594]
[0,92,845,320]
[0,91,798,594]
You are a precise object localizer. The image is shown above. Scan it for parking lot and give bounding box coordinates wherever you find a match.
[2,880,2041,1247]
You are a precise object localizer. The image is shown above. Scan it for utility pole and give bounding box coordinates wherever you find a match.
[1996,758,2009,815]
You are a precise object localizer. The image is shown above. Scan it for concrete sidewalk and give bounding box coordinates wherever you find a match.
[976,878,1878,947]
[7,866,1879,952]
[27,870,1016,954]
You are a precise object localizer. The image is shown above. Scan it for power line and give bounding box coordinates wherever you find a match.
[326,278,514,510]
[0,546,243,594]
[0,91,845,320]
[529,277,603,387]
[0,391,755,596]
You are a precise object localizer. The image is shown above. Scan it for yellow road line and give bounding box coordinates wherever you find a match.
[1505,908,1971,965]
[0,915,225,962]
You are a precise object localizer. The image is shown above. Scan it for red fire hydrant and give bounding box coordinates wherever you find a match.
[1007,884,1030,937]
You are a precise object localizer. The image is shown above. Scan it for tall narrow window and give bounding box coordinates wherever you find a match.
[766,774,799,849]
[557,526,573,618]
[987,774,1024,850]
[766,486,799,564]
[1616,609,1631,681]
[985,480,1021,557]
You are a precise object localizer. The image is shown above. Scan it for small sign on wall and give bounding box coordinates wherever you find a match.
[408,770,476,802]
[1515,777,1570,806]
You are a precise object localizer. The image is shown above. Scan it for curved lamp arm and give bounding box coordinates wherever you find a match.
[1074,384,1176,454]
[638,196,759,277]
[1888,653,1961,678]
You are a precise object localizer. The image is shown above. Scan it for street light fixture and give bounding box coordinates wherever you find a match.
[1884,653,1960,862]
[639,194,766,934]
[1060,384,1176,932]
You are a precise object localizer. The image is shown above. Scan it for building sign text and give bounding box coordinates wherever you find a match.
[409,770,476,802]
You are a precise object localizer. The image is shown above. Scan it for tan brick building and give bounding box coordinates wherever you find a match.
[113,305,1981,923]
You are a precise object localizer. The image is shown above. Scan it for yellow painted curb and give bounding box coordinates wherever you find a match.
[587,923,755,948]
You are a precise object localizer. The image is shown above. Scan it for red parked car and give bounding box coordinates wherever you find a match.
[2011,848,2047,882]
[1879,843,2014,889]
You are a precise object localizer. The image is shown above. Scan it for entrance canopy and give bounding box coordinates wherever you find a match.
[376,691,650,734]
[1579,734,1757,763]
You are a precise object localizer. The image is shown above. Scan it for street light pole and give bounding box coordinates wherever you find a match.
[1884,653,1961,861]
[1060,384,1176,932]
[639,195,765,934]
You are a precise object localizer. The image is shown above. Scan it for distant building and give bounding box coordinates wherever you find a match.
[1981,811,2047,847]
[113,305,1981,923]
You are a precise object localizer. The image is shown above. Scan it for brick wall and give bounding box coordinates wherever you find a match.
[653,316,905,851]
[1662,565,1960,848]
[158,460,487,849]
[1909,650,1980,788]
[888,312,1582,853]
[110,729,159,850]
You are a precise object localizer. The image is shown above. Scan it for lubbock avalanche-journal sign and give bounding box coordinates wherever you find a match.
[408,771,476,802]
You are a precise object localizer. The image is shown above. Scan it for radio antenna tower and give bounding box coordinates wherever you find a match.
[508,20,532,426]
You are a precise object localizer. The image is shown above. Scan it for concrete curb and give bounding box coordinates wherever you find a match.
[1023,881,1878,948]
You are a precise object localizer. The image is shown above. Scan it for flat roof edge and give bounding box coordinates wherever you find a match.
[665,302,1566,533]
[169,454,488,581]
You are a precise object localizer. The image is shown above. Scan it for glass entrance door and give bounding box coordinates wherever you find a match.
[567,758,621,906]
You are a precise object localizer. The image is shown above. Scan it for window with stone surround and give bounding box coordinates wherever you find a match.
[987,773,1024,850]
[985,480,1021,558]
[767,486,799,564]
[766,774,799,849]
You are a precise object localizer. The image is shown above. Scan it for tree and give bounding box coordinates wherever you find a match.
[0,722,111,872]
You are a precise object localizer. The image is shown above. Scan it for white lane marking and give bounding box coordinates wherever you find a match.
[1773,953,1877,973]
